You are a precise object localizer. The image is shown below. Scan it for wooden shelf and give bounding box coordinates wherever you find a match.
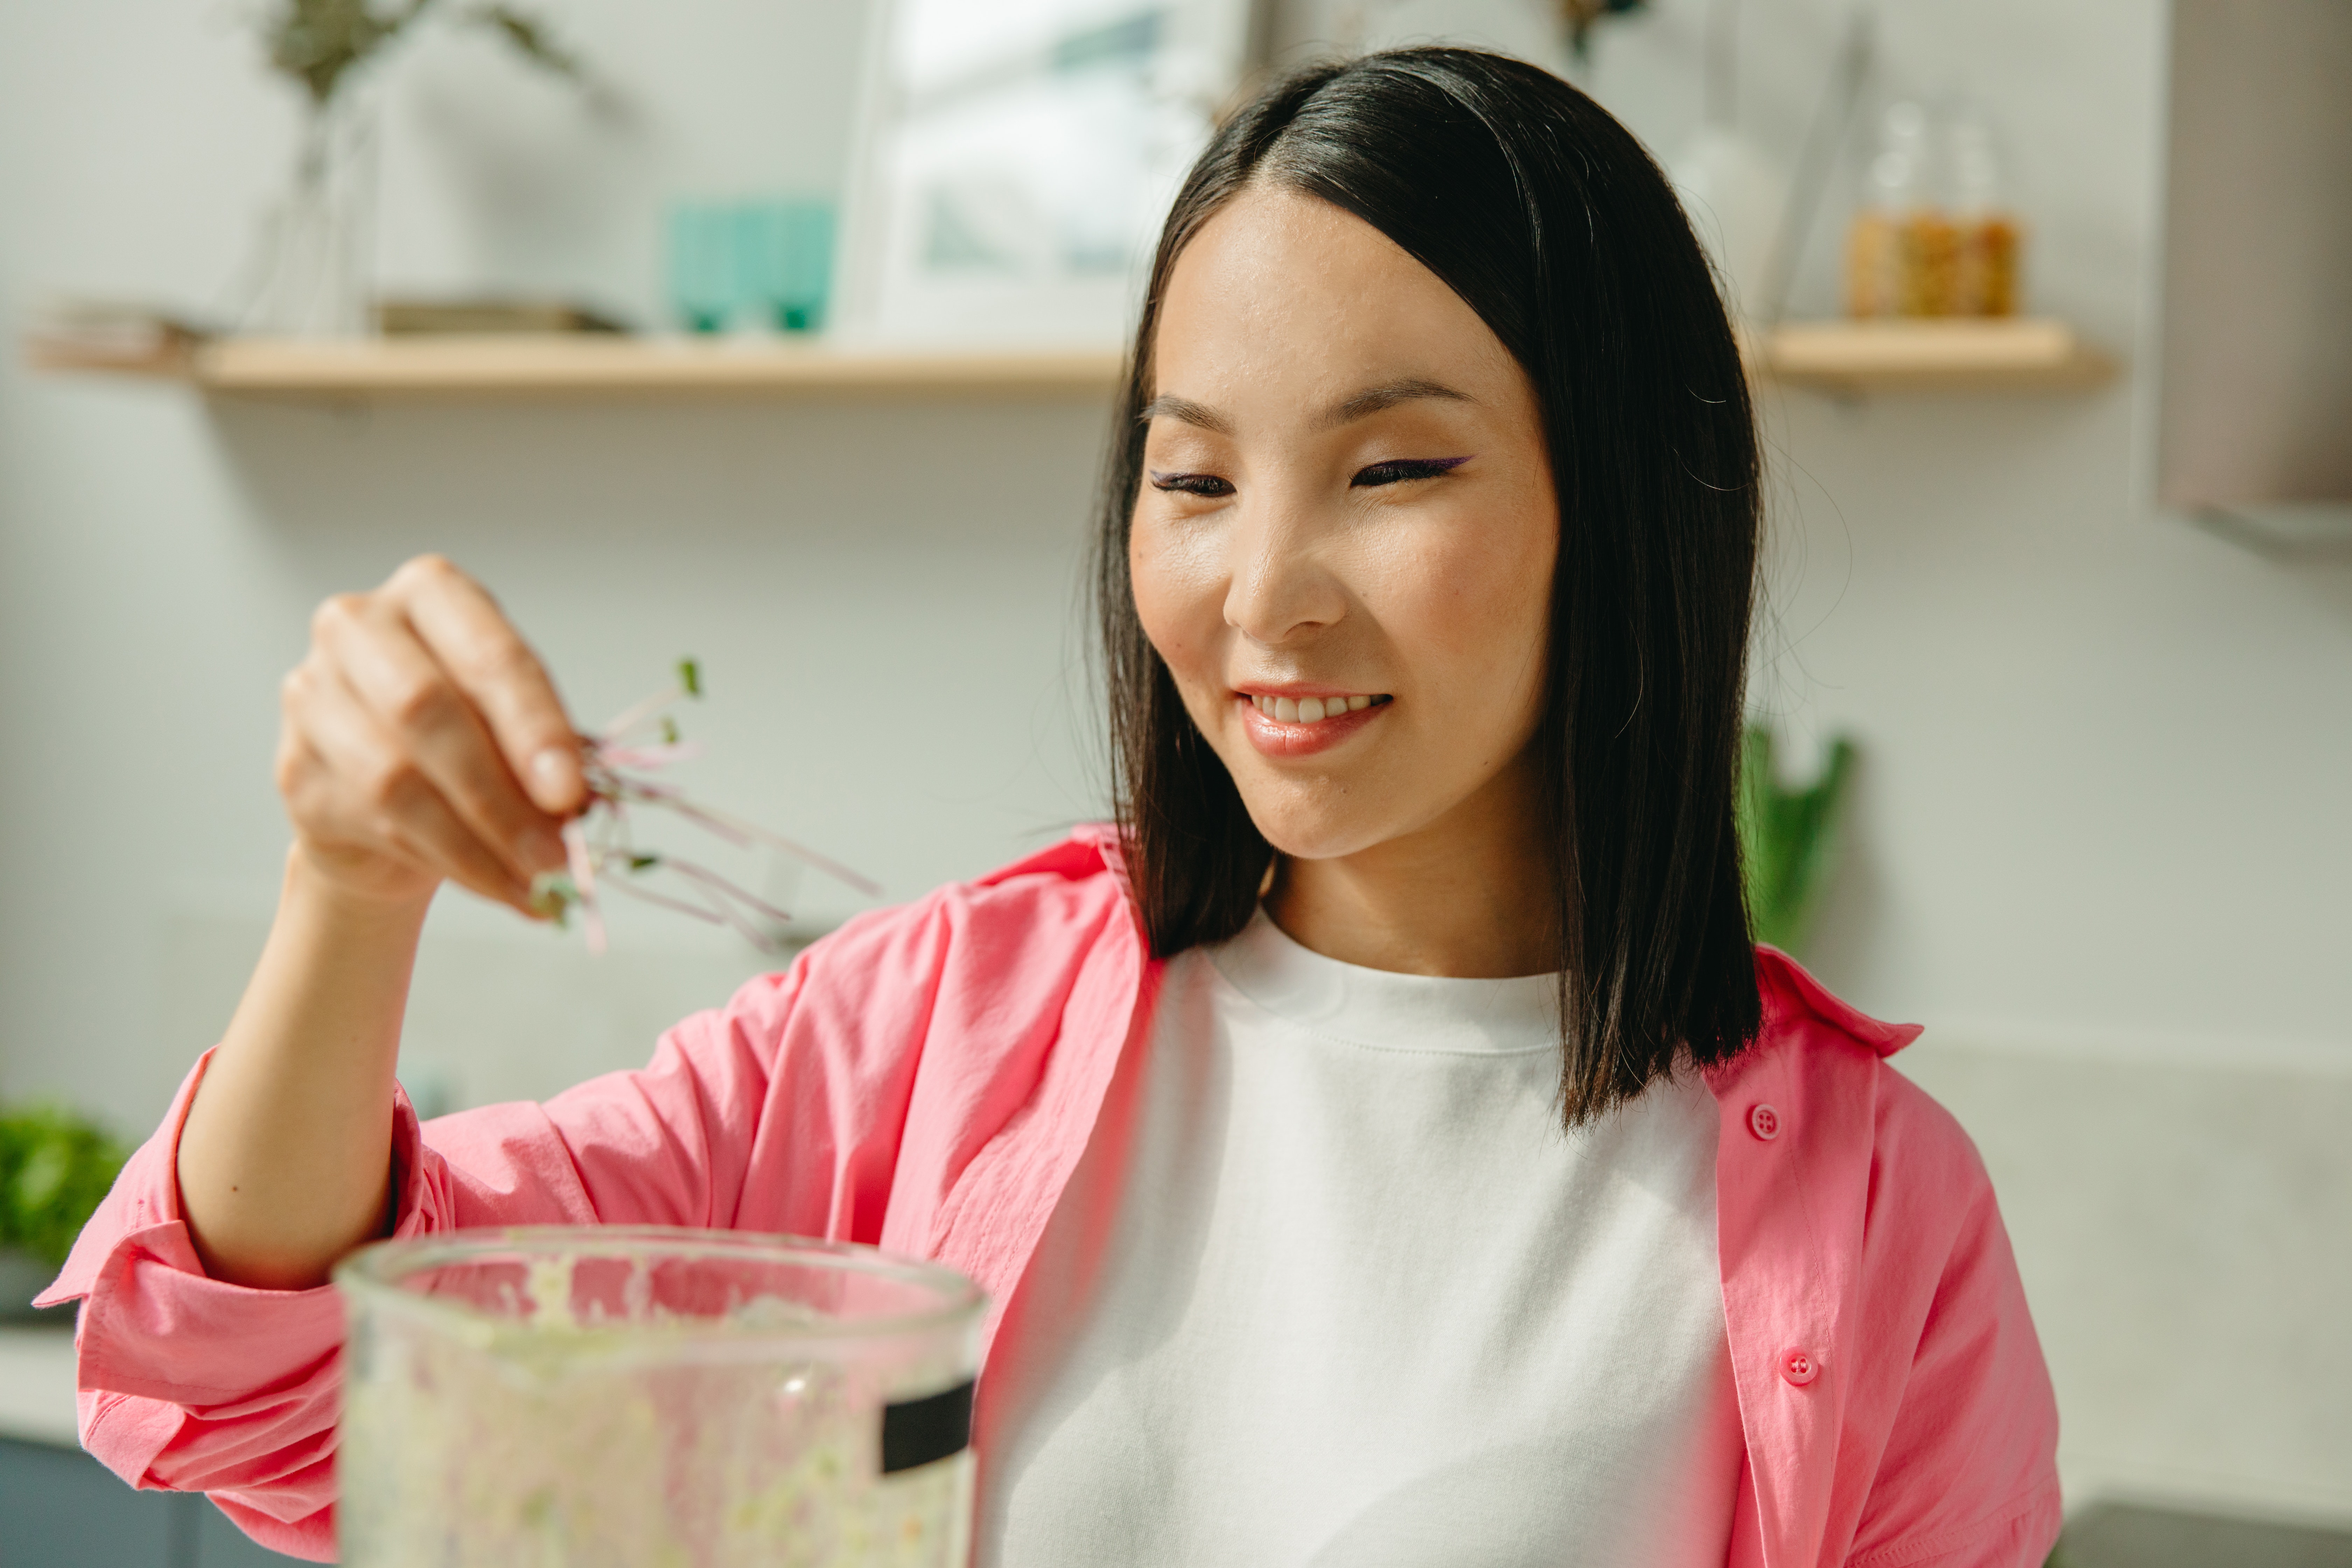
[27,334,1125,400]
[26,318,2112,401]
[1755,318,2116,394]
[2185,502,2352,558]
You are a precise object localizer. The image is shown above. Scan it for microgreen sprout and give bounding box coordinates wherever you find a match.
[528,662,878,955]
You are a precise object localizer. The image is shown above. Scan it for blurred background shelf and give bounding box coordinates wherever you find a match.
[25,335,1126,400]
[1755,318,2115,393]
[27,319,2111,401]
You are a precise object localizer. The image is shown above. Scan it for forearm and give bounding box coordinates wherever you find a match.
[176,845,432,1290]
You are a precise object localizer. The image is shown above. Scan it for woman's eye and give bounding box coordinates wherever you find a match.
[1351,456,1471,488]
[1148,471,1236,498]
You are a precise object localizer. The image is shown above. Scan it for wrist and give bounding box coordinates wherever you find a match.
[284,841,438,932]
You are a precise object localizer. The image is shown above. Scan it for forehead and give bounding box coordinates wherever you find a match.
[1150,183,1521,412]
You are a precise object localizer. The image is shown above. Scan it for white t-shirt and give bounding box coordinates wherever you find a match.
[979,910,1744,1567]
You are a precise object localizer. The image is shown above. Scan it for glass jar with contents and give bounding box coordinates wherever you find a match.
[1845,100,1933,317]
[1946,104,2022,316]
[336,1227,985,1568]
[1845,99,2024,318]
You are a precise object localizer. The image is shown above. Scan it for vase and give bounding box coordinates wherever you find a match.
[239,99,377,338]
[1671,124,1788,329]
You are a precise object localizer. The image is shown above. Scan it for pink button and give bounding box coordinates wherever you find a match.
[1780,1349,1821,1387]
[1748,1103,1782,1141]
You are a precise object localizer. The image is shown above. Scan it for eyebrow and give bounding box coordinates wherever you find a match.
[1138,377,1476,435]
[1136,393,1234,434]
[1317,377,1475,429]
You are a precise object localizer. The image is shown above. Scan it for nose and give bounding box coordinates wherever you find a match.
[1222,488,1348,647]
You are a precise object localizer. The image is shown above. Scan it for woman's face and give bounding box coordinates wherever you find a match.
[1131,184,1558,865]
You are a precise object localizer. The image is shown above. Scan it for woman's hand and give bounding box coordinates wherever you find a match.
[279,553,587,915]
[179,555,587,1289]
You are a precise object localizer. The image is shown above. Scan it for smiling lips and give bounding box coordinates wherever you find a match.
[1251,692,1382,723]
[1235,689,1393,758]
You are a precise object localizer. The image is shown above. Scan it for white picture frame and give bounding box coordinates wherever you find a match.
[836,0,1266,349]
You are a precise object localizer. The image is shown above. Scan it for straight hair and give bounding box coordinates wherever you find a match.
[1093,47,1763,1124]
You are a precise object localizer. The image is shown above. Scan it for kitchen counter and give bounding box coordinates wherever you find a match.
[0,1322,81,1447]
[0,1322,307,1562]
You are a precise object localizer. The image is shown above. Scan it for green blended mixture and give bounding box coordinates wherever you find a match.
[339,1253,973,1568]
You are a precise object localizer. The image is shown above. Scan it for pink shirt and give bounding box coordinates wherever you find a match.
[42,827,2061,1565]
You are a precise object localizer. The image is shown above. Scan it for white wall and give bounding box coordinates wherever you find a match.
[0,0,1110,1130]
[4,0,2347,1527]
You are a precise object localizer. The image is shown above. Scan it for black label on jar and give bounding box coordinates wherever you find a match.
[880,1379,975,1474]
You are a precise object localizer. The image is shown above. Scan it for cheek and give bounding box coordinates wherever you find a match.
[1128,512,1229,684]
[1372,503,1555,694]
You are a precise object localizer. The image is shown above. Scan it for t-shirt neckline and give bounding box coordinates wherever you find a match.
[1206,908,1562,1057]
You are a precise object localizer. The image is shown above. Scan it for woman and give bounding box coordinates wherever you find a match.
[46,48,2060,1567]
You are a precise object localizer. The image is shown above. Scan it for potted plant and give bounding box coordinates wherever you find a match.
[1739,722,1857,956]
[0,1107,126,1321]
[241,0,590,336]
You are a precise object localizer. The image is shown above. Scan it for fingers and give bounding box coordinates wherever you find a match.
[280,554,588,922]
[281,658,540,915]
[312,589,566,889]
[387,556,586,817]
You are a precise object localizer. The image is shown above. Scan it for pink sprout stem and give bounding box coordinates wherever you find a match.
[542,664,875,955]
[561,818,606,955]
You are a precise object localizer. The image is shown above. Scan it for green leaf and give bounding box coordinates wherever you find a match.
[0,1108,127,1268]
[262,1,588,108]
[461,4,586,81]
[678,658,702,699]
[1737,725,1856,956]
[263,0,436,106]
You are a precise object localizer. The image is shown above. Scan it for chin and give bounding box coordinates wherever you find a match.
[1231,776,1407,863]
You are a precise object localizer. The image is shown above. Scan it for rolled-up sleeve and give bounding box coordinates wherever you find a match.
[36,961,806,1561]
[38,1049,446,1558]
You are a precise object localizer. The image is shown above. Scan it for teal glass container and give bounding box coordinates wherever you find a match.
[667,203,743,334]
[741,200,836,332]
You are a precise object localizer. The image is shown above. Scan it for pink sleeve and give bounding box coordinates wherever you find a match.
[1841,1095,2063,1568]
[35,960,814,1562]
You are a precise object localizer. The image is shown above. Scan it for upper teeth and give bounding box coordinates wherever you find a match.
[1255,694,1377,722]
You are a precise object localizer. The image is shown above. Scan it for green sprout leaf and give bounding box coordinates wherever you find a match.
[528,870,578,926]
[678,658,702,699]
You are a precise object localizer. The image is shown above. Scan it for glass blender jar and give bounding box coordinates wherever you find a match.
[335,1227,984,1568]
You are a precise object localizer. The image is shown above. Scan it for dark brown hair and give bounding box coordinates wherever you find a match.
[1093,47,1762,1122]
